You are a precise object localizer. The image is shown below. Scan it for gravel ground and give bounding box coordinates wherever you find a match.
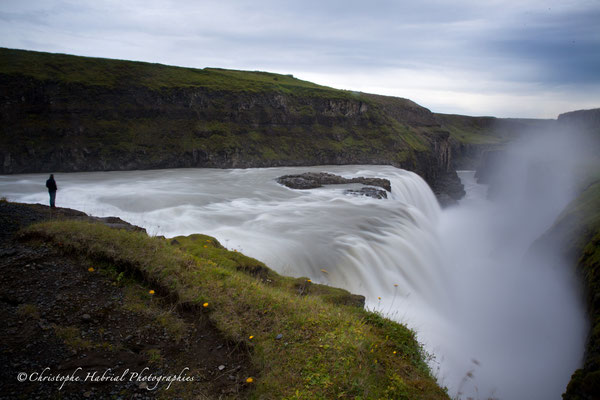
[0,201,253,400]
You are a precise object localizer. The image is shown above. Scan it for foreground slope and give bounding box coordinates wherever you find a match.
[1,200,449,399]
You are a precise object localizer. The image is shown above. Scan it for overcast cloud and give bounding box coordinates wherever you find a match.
[1,0,598,117]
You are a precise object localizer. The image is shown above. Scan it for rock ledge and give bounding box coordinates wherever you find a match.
[276,172,391,199]
[277,172,391,191]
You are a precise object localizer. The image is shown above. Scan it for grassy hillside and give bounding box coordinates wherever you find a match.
[0,47,560,195]
[435,113,555,145]
[0,47,461,197]
[434,113,557,169]
[20,217,449,399]
[0,48,350,96]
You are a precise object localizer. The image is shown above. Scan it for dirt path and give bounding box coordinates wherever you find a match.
[0,201,253,399]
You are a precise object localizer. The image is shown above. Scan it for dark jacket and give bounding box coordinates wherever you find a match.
[46,177,57,192]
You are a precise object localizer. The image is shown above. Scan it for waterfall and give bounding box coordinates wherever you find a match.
[0,163,588,399]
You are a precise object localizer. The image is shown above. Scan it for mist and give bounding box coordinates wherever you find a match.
[436,125,590,398]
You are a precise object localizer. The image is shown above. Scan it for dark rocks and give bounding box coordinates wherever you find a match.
[435,193,458,208]
[276,173,326,190]
[0,249,17,257]
[0,201,256,398]
[0,200,146,235]
[430,170,466,207]
[344,187,388,199]
[276,172,391,197]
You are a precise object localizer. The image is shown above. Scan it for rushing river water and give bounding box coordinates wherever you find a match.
[0,164,588,399]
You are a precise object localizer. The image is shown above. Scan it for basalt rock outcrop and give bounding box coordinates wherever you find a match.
[276,172,390,199]
[435,113,556,169]
[276,172,391,191]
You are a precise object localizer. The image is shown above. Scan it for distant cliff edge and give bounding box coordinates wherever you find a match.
[0,48,551,202]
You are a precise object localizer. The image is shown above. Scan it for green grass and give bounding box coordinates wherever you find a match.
[16,303,41,319]
[53,325,95,351]
[119,284,189,342]
[443,125,505,145]
[0,47,347,96]
[435,114,505,145]
[0,47,457,176]
[21,220,449,400]
[435,113,555,145]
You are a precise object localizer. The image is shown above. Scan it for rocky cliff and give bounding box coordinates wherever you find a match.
[0,48,564,202]
[0,48,464,199]
[559,108,600,131]
[434,113,556,169]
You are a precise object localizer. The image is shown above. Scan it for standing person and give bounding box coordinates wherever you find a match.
[46,174,57,208]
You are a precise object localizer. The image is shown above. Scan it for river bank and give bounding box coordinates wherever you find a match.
[0,199,448,399]
[0,200,255,399]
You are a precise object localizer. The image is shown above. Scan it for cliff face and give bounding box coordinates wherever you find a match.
[434,113,556,169]
[0,48,463,197]
[559,108,600,130]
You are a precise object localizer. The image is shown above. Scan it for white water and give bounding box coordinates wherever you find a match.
[0,164,587,399]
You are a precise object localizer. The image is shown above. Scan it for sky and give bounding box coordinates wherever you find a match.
[1,0,599,118]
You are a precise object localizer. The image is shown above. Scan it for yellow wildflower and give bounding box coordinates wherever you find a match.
[203,302,209,308]
[149,290,155,295]
[246,377,253,383]
[88,267,94,272]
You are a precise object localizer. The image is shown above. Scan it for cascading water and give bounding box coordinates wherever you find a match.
[0,161,588,399]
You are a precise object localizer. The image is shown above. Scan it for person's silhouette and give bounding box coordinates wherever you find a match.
[45,174,57,208]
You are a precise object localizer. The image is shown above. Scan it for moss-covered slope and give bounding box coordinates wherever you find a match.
[0,47,457,192]
[22,217,449,399]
